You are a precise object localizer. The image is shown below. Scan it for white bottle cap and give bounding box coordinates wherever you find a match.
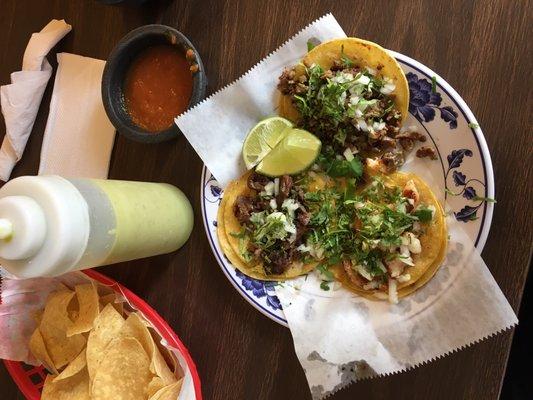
[0,196,46,260]
[0,176,90,278]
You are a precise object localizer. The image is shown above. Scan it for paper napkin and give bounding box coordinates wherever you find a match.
[0,19,71,182]
[38,53,115,178]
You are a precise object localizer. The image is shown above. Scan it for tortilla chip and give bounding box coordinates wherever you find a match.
[121,313,176,384]
[39,290,86,370]
[67,283,99,336]
[86,303,125,380]
[99,293,124,316]
[41,367,90,400]
[146,376,166,398]
[149,379,184,400]
[91,337,152,400]
[53,349,86,382]
[29,328,58,375]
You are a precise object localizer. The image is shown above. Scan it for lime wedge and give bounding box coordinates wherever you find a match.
[256,129,321,176]
[242,117,294,170]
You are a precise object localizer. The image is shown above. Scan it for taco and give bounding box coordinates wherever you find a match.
[217,171,324,281]
[323,172,447,303]
[277,38,425,174]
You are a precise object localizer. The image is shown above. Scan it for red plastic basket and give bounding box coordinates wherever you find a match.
[3,269,202,400]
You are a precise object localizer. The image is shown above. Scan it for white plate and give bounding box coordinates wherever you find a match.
[200,52,495,326]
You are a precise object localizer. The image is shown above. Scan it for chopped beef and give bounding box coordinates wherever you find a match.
[399,138,415,152]
[330,60,344,71]
[233,195,255,224]
[416,146,438,160]
[296,209,311,226]
[267,248,294,275]
[294,209,311,245]
[396,129,426,153]
[380,151,404,173]
[247,172,270,191]
[277,175,293,204]
[277,68,307,95]
[343,260,366,287]
[378,136,397,149]
[252,198,270,212]
[396,129,426,141]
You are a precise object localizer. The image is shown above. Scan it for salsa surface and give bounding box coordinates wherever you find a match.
[124,44,193,132]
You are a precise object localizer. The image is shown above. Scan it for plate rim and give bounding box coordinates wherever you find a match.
[200,51,495,326]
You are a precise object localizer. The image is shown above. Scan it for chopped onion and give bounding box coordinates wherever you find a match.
[398,273,411,283]
[363,281,380,290]
[356,119,368,132]
[274,178,280,196]
[262,181,275,196]
[356,74,370,85]
[343,148,354,161]
[356,264,373,281]
[388,279,399,304]
[380,83,396,95]
[269,199,277,210]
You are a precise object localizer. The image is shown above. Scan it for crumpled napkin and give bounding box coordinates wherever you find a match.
[0,19,71,181]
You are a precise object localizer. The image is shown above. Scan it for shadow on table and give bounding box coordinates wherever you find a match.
[501,257,532,400]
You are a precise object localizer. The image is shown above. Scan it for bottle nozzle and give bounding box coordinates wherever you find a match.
[0,218,13,240]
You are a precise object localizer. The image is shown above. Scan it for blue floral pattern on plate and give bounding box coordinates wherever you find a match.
[407,72,459,129]
[201,52,494,326]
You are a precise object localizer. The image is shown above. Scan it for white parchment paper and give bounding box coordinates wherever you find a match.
[176,14,346,188]
[0,270,195,400]
[175,13,517,399]
[277,153,517,399]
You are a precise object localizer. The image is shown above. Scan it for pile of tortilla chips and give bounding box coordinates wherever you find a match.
[29,282,183,400]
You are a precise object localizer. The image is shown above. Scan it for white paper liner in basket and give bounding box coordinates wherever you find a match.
[0,270,194,400]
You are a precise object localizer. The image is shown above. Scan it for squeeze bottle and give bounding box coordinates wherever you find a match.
[0,175,193,278]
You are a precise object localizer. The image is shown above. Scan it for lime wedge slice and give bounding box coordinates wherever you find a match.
[256,129,321,176]
[242,117,293,170]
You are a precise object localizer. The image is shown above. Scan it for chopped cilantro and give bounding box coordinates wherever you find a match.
[431,76,437,93]
[307,40,316,52]
[414,208,433,222]
[317,264,334,280]
[340,45,354,68]
[320,281,331,291]
[472,196,496,203]
[317,147,363,179]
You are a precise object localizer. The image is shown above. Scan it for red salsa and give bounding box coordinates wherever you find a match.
[124,44,193,132]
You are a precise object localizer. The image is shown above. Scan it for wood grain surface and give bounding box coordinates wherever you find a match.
[0,1,531,399]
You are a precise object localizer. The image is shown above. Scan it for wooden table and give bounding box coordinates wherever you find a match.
[1,1,531,399]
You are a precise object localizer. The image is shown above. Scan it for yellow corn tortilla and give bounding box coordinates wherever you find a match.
[279,37,409,124]
[218,171,318,281]
[332,172,447,299]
